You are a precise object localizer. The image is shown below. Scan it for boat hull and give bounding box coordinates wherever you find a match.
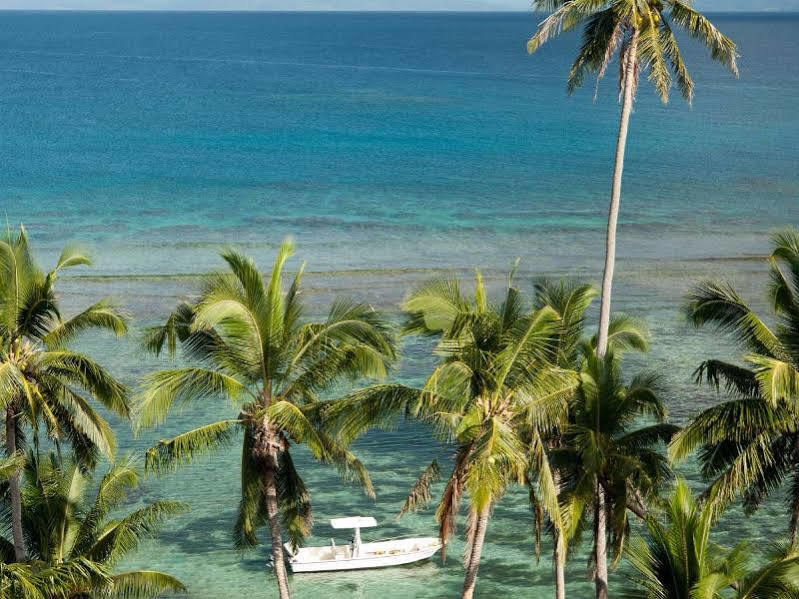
[288,538,441,573]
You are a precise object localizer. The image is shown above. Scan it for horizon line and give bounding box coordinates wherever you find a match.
[1,7,797,11]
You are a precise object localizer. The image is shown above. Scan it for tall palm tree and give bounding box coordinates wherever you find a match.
[527,9,736,593]
[0,452,187,599]
[527,1,738,360]
[625,478,799,599]
[0,226,129,562]
[553,345,677,599]
[670,228,799,536]
[137,240,397,599]
[326,270,577,599]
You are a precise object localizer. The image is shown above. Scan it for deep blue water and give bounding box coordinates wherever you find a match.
[2,11,797,275]
[1,11,798,598]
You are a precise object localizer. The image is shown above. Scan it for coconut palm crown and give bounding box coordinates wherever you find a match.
[0,225,129,562]
[137,240,397,599]
[0,452,187,599]
[553,346,677,579]
[671,228,799,535]
[529,280,676,599]
[527,0,738,104]
[625,478,799,599]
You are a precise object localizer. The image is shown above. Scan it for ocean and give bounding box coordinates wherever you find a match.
[1,10,798,597]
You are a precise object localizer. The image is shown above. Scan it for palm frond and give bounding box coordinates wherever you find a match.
[435,444,471,560]
[318,433,376,499]
[282,261,306,339]
[618,424,679,452]
[141,303,195,358]
[48,387,116,459]
[322,384,425,446]
[659,15,693,102]
[276,450,312,550]
[234,425,265,551]
[669,398,793,463]
[399,460,441,517]
[402,278,467,336]
[87,500,189,565]
[52,245,92,273]
[264,401,324,459]
[747,354,799,407]
[0,362,27,404]
[694,359,760,399]
[43,300,127,349]
[38,351,129,419]
[685,280,785,359]
[636,18,671,103]
[667,0,738,76]
[74,457,140,556]
[145,419,242,475]
[624,371,667,421]
[135,368,246,430]
[528,0,611,54]
[769,228,799,316]
[0,451,25,481]
[104,570,187,599]
[567,7,621,94]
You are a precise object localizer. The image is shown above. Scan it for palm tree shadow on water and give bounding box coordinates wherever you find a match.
[166,510,240,555]
[289,562,450,598]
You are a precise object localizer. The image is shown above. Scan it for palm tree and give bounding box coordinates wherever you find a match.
[553,345,677,599]
[625,478,799,599]
[529,280,674,599]
[137,240,397,599]
[670,228,799,536]
[527,279,598,599]
[527,1,738,361]
[326,270,577,599]
[0,452,110,599]
[0,226,129,562]
[0,452,187,599]
[527,9,736,593]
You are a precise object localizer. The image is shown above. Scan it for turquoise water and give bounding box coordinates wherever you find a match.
[2,10,798,597]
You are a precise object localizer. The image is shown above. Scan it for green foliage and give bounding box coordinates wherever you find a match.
[672,228,799,530]
[528,0,738,104]
[138,239,397,555]
[551,345,677,567]
[399,460,441,517]
[624,479,799,599]
[327,270,579,568]
[0,226,129,469]
[0,453,186,599]
[528,279,676,574]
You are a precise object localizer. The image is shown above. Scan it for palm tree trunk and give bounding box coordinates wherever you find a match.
[6,405,25,562]
[551,466,566,599]
[461,505,490,599]
[264,463,291,599]
[593,480,608,599]
[553,529,566,599]
[595,28,640,358]
[253,417,291,599]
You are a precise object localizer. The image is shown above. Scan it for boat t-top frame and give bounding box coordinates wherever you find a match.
[329,516,377,558]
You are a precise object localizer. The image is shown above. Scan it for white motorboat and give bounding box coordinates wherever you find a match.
[285,516,441,573]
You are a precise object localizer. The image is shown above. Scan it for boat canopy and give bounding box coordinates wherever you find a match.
[330,517,377,529]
